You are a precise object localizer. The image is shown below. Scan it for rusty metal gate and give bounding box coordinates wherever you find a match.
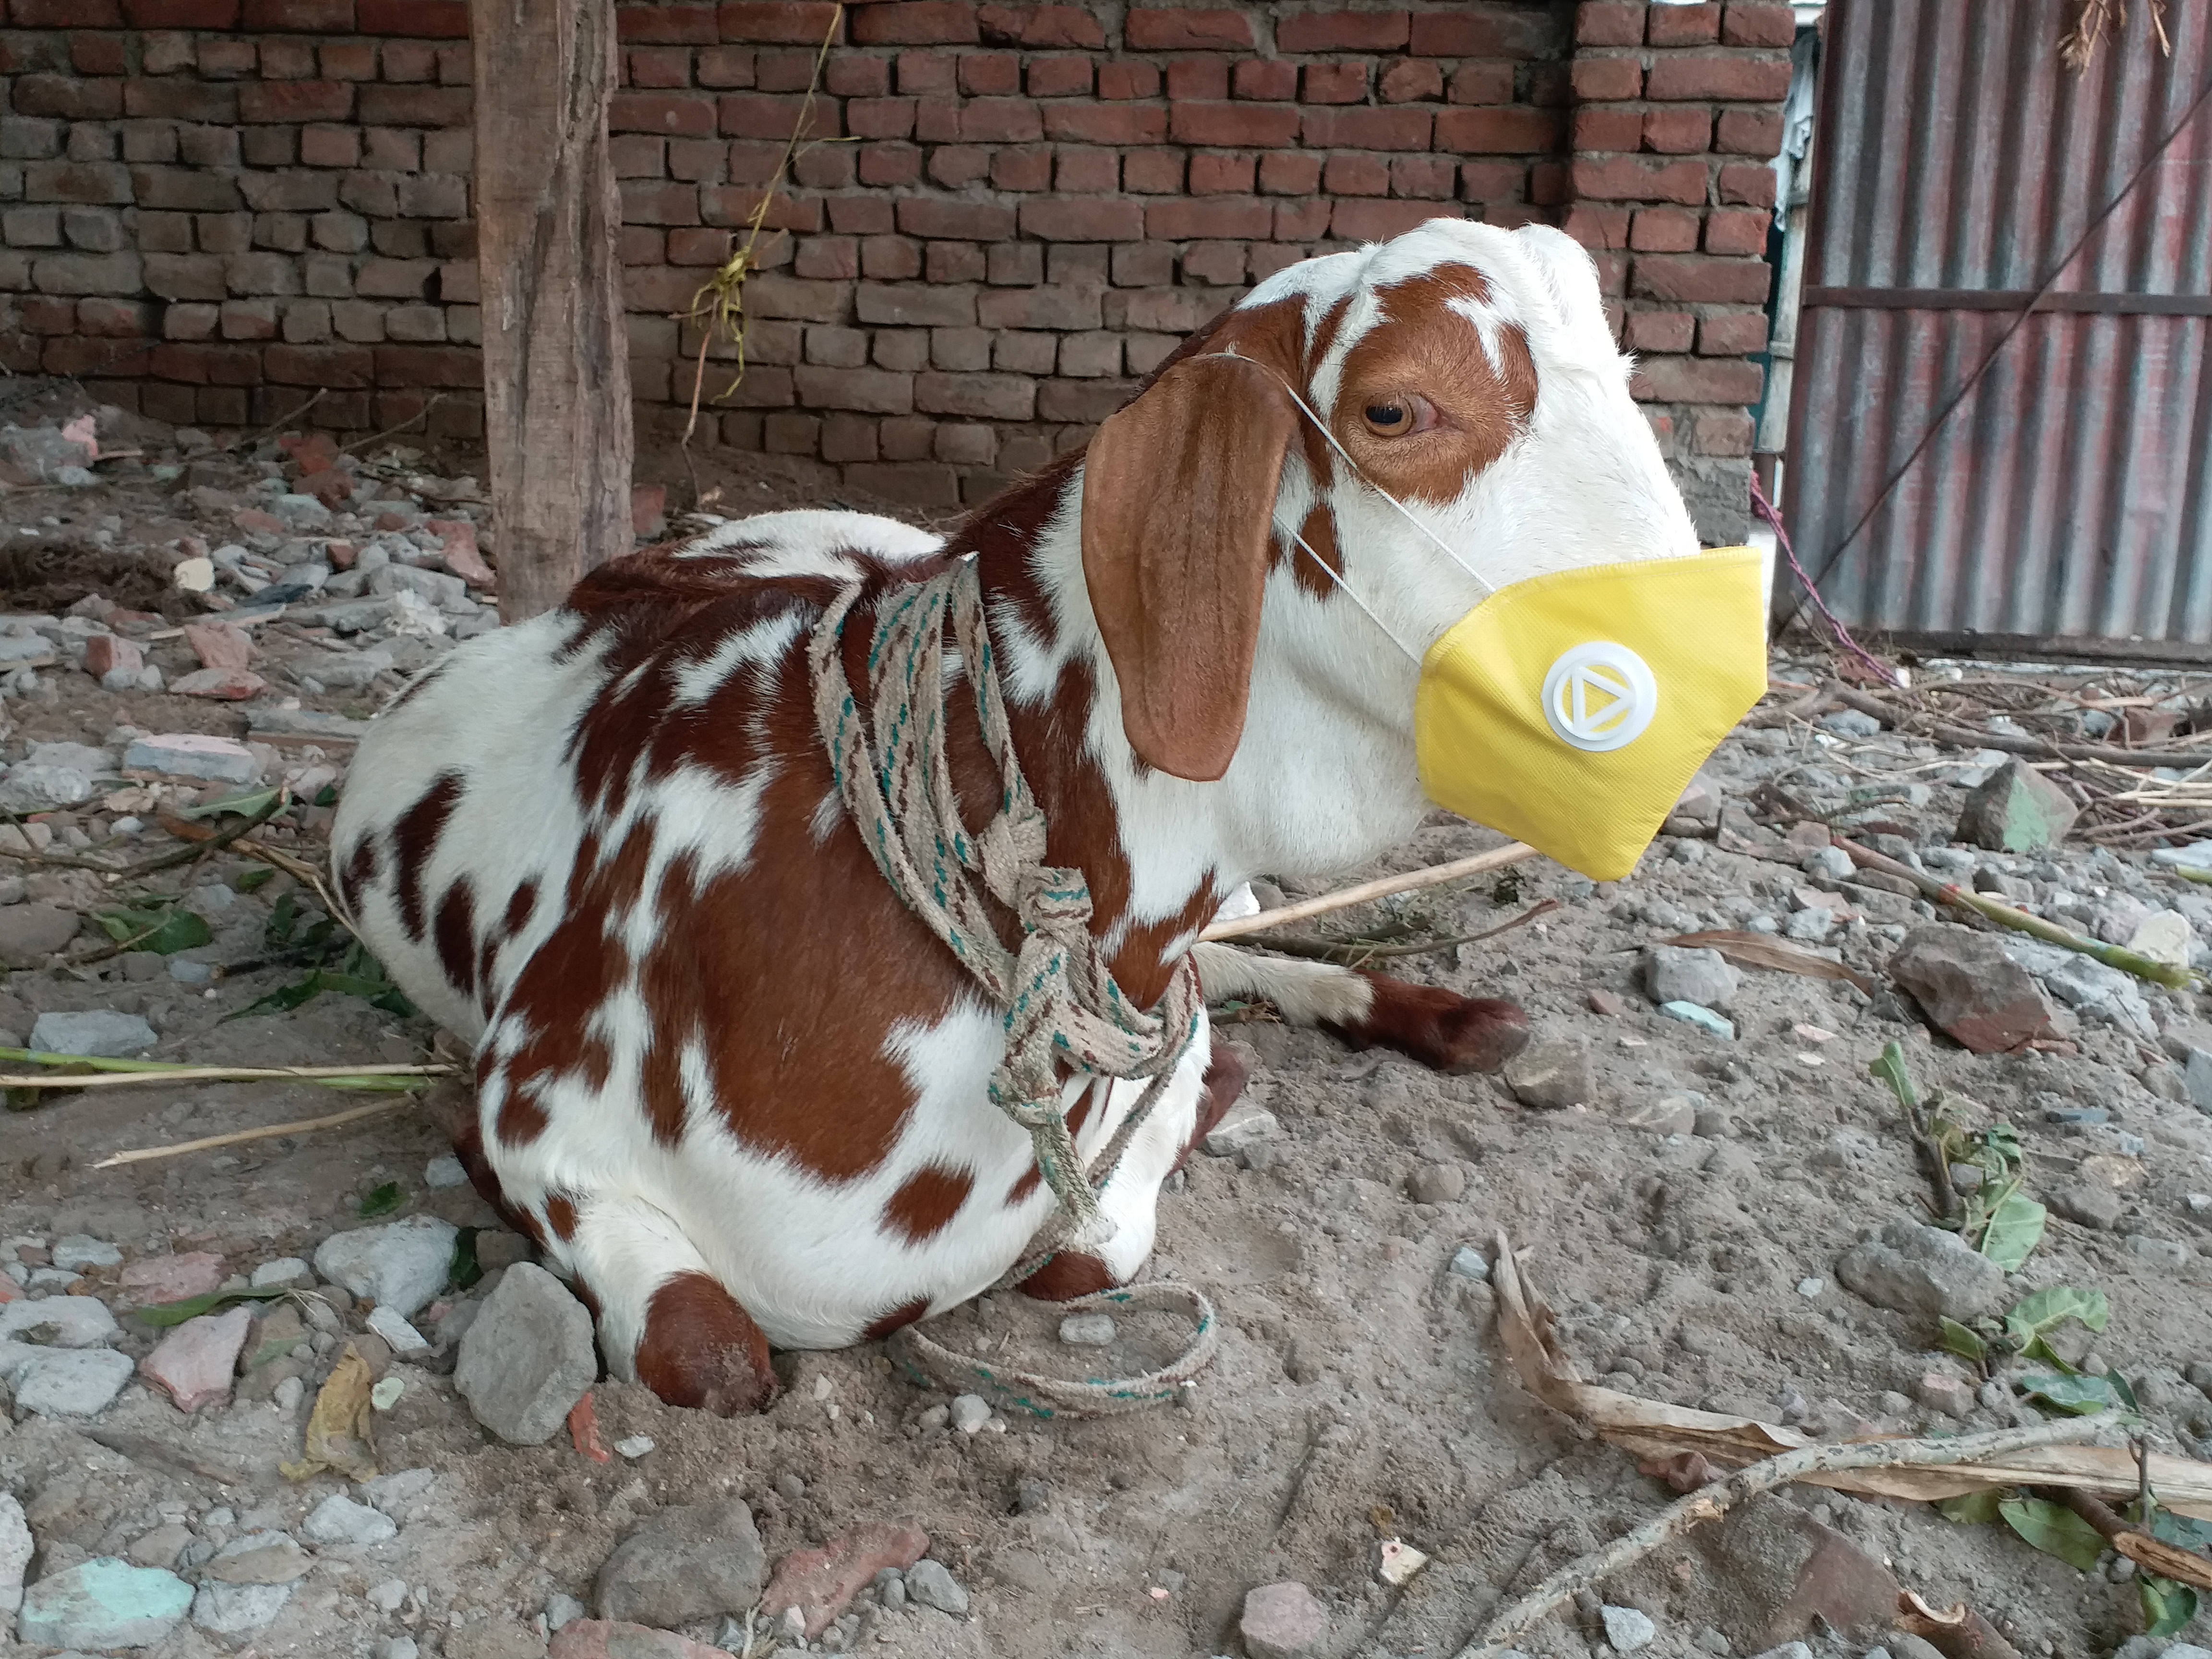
[1783,0,2212,658]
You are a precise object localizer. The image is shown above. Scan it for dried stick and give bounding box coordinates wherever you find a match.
[2,1061,454,1092]
[1238,899,1560,966]
[1829,685,2212,769]
[1455,1419,2122,1659]
[92,1097,412,1167]
[2044,1486,2212,1589]
[1199,843,1539,943]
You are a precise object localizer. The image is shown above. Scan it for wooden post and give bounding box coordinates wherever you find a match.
[471,0,633,624]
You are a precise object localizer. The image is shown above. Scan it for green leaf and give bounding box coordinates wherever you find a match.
[314,784,338,807]
[235,866,276,894]
[2005,1286,2108,1347]
[1998,1497,2107,1572]
[93,907,212,956]
[266,891,298,948]
[1936,1490,2004,1525]
[450,1226,481,1292]
[1976,1190,2046,1272]
[2017,1372,2124,1416]
[1868,1040,1921,1111]
[133,1286,292,1327]
[2139,1576,2199,1637]
[358,1182,403,1218]
[2151,1511,2212,1551]
[1937,1317,1989,1363]
[175,786,282,821]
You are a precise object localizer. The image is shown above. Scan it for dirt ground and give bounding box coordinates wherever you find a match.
[1,384,2210,1659]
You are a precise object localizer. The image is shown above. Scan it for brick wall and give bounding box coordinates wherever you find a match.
[0,0,1790,538]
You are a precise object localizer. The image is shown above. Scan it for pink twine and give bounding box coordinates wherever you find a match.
[1750,474,1903,690]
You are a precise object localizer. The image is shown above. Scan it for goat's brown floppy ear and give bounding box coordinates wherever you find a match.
[1081,353,1297,782]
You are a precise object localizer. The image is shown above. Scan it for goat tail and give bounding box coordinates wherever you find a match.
[1189,941,1376,1028]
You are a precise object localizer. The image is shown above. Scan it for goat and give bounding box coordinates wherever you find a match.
[333,218,1696,1412]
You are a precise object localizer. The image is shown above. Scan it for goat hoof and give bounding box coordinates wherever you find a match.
[632,1271,779,1416]
[1323,974,1530,1074]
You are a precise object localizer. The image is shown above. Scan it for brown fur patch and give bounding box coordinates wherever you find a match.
[862,1296,931,1341]
[1324,972,1531,1074]
[391,771,464,943]
[882,1164,974,1243]
[1015,1250,1118,1301]
[633,1270,777,1415]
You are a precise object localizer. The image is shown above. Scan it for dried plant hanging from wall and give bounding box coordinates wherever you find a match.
[2060,0,2170,71]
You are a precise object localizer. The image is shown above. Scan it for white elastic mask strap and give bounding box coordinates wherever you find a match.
[1284,524,1423,665]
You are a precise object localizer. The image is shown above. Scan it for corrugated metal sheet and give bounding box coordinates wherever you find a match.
[1782,0,2212,652]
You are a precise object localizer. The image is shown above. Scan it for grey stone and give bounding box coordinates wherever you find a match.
[301,1494,397,1547]
[0,902,81,966]
[950,1393,992,1433]
[122,732,261,783]
[271,493,333,530]
[1645,945,1740,1011]
[1202,1102,1280,1157]
[2184,1047,2212,1114]
[316,596,398,634]
[0,761,97,813]
[1836,1220,2007,1321]
[1820,709,1882,738]
[0,1492,30,1617]
[1240,1580,1327,1659]
[363,1467,435,1519]
[204,1532,308,1585]
[51,1234,121,1270]
[12,1347,133,1416]
[250,1257,313,1289]
[1957,759,2079,852]
[369,564,466,606]
[2047,1181,2124,1230]
[29,1010,157,1058]
[1058,1313,1115,1346]
[615,1434,656,1459]
[1749,1646,1813,1659]
[2126,1234,2192,1268]
[368,1577,409,1612]
[1503,1037,1591,1109]
[1602,1606,1658,1652]
[594,1500,766,1627]
[313,1215,458,1319]
[1659,1001,1736,1039]
[424,1154,468,1189]
[1408,1163,1466,1204]
[18,1559,194,1649]
[380,1639,421,1659]
[1,1293,120,1346]
[904,1559,968,1615]
[1448,1246,1490,1281]
[192,1578,293,1633]
[455,1261,596,1445]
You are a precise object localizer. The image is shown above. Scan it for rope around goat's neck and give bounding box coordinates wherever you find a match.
[806,557,1205,1253]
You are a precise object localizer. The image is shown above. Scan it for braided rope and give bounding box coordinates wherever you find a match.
[807,558,1205,1252]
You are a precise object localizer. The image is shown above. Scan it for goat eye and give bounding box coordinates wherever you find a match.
[1364,402,1408,432]
[1360,394,1436,437]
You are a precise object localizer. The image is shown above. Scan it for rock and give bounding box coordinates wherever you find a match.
[0,1491,30,1616]
[381,1640,422,1659]
[366,1302,431,1356]
[169,666,268,700]
[1602,1606,1658,1652]
[192,1578,293,1633]
[204,1531,309,1586]
[1448,1245,1490,1281]
[1957,759,2079,851]
[1059,1313,1115,1346]
[428,518,496,587]
[140,1304,252,1411]
[86,633,144,684]
[455,1261,597,1445]
[250,1256,313,1289]
[1820,709,1882,738]
[759,1520,929,1639]
[880,1560,954,1623]
[0,902,81,966]
[2126,1234,2192,1268]
[362,1467,437,1519]
[30,1010,157,1058]
[1645,945,1740,1011]
[1915,1371,1977,1419]
[12,1347,134,1416]
[445,1620,549,1659]
[1,1293,120,1346]
[1241,1580,1327,1659]
[371,563,469,606]
[1503,1037,1590,1109]
[1408,1163,1466,1204]
[122,731,262,784]
[181,621,254,670]
[426,1154,469,1188]
[51,1233,121,1271]
[0,761,97,813]
[1588,988,1626,1015]
[2047,1181,2124,1229]
[1619,1094,1699,1135]
[1202,1101,1281,1157]
[1836,1220,2007,1321]
[314,1215,458,1319]
[17,1559,195,1649]
[1887,926,2053,1053]
[615,1435,655,1459]
[119,1252,228,1305]
[301,1494,398,1547]
[950,1394,991,1433]
[549,1623,733,1659]
[1659,1001,1735,1039]
[596,1500,765,1628]
[126,1522,192,1570]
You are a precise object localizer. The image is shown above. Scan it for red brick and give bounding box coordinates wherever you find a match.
[620,2,716,40]
[622,178,701,224]
[857,140,922,184]
[1646,2,1717,44]
[927,144,988,185]
[238,80,353,120]
[1628,206,1698,251]
[1125,6,1250,48]
[1630,252,1770,303]
[1056,146,1118,192]
[628,46,695,86]
[820,54,877,93]
[1448,62,1515,104]
[1575,2,1645,46]
[1273,197,1330,238]
[1697,310,1766,355]
[1046,101,1165,144]
[1146,195,1267,239]
[790,232,855,276]
[1390,153,1454,199]
[1166,59,1227,101]
[718,2,841,42]
[1301,62,1367,105]
[1379,60,1442,103]
[1569,57,1641,100]
[1717,161,1775,206]
[665,225,733,264]
[977,2,1101,47]
[611,90,719,134]
[1715,107,1782,155]
[77,297,153,335]
[1189,152,1253,194]
[1631,352,1760,403]
[1623,308,1692,350]
[896,196,1013,239]
[1276,9,1407,51]
[1332,198,1444,240]
[1122,148,1183,192]
[1563,204,1627,250]
[1096,60,1157,99]
[1229,59,1291,101]
[69,33,126,73]
[323,39,377,75]
[1408,11,1554,55]
[122,0,238,21]
[1434,107,1562,154]
[846,96,916,138]
[1722,2,1794,47]
[1258,150,1320,195]
[374,342,481,386]
[1644,55,1791,102]
[260,341,371,385]
[380,38,436,77]
[1692,408,1753,454]
[850,2,976,45]
[11,0,120,19]
[719,90,839,138]
[1704,205,1768,255]
[894,48,954,93]
[357,84,469,122]
[240,0,354,26]
[1027,55,1092,96]
[989,147,1048,189]
[15,76,125,119]
[826,194,895,232]
[1322,152,1387,196]
[699,185,818,229]
[357,0,464,32]
[1459,160,1527,203]
[860,235,921,277]
[956,49,1016,93]
[1570,155,1706,204]
[1639,107,1710,153]
[1171,101,1298,147]
[1573,106,1643,151]
[1020,196,1142,240]
[300,123,361,165]
[959,96,1041,141]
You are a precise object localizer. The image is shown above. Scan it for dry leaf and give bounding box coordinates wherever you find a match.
[280,1343,377,1483]
[1663,929,1879,996]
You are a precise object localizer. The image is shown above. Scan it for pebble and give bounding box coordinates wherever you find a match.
[1059,1313,1116,1346]
[126,1523,191,1570]
[1013,1476,1051,1514]
[119,1251,228,1304]
[615,1435,656,1460]
[191,1578,293,1633]
[1645,944,1740,1011]
[31,1010,157,1058]
[1503,1036,1591,1109]
[301,1494,399,1547]
[250,1256,313,1289]
[274,1374,306,1412]
[11,1347,134,1416]
[1448,1246,1491,1281]
[314,1215,459,1319]
[380,1640,421,1659]
[776,1471,807,1501]
[363,1468,437,1518]
[916,1404,950,1431]
[1658,1000,1736,1039]
[950,1394,992,1434]
[1407,1163,1466,1204]
[0,1492,30,1617]
[1601,1606,1658,1652]
[49,1234,122,1271]
[2126,1234,2192,1268]
[1836,1220,2006,1321]
[122,732,262,783]
[1916,1371,1978,1419]
[903,1559,969,1615]
[140,1304,253,1411]
[455,1261,597,1444]
[424,1154,469,1189]
[18,1559,195,1649]
[1202,1102,1281,1158]
[2,1291,127,1346]
[1240,1580,1327,1659]
[1820,709,1882,738]
[366,1302,432,1356]
[595,1500,766,1628]
[368,1578,409,1613]
[0,902,81,967]
[545,1591,586,1628]
[1796,1277,1825,1298]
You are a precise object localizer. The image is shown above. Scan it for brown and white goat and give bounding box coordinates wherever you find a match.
[332,219,1697,1412]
